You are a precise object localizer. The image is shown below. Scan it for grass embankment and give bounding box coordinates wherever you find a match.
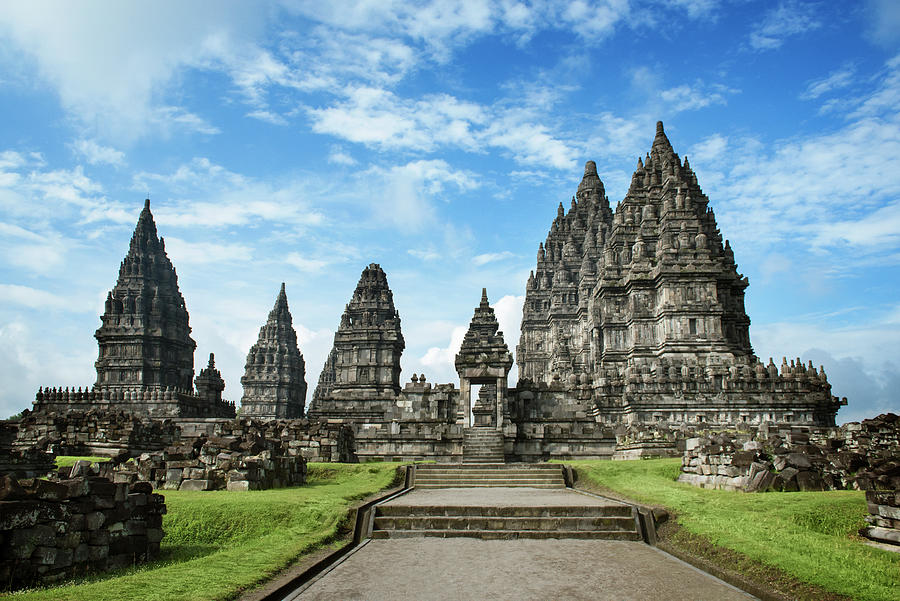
[5,462,402,601]
[572,458,899,601]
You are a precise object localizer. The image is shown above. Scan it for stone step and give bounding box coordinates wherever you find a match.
[415,476,559,480]
[415,469,560,476]
[370,529,642,541]
[376,505,634,518]
[416,463,560,470]
[415,479,564,486]
[374,516,636,531]
[415,483,565,489]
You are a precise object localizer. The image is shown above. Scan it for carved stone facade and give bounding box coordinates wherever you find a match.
[240,284,307,419]
[95,199,195,392]
[32,200,234,418]
[308,264,405,420]
[517,122,844,426]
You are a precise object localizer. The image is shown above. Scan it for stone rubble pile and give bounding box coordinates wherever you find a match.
[0,465,165,590]
[679,413,900,493]
[113,433,307,491]
[11,409,180,457]
[862,490,900,546]
[195,418,355,463]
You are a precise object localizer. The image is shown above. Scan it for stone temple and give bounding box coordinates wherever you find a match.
[33,200,235,418]
[26,122,847,462]
[516,122,842,426]
[308,263,405,421]
[240,283,308,419]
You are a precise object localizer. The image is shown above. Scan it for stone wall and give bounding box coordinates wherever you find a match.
[0,472,164,591]
[0,422,55,479]
[111,435,307,491]
[174,418,355,464]
[10,410,181,457]
[678,413,899,492]
[862,490,900,546]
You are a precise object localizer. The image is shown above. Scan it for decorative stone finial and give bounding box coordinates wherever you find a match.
[144,198,150,210]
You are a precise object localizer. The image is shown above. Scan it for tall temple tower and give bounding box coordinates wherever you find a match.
[518,123,842,426]
[308,263,404,420]
[240,283,308,419]
[518,160,612,383]
[94,199,196,391]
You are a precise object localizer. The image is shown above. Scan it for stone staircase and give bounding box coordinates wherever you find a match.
[413,463,566,489]
[462,427,504,463]
[371,489,641,541]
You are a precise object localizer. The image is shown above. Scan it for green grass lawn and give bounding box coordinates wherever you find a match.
[571,458,899,601]
[4,462,402,601]
[53,455,110,468]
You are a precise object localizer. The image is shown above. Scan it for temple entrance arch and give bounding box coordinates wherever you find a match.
[455,289,514,430]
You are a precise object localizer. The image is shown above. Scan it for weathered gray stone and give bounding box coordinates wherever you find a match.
[240,284,307,419]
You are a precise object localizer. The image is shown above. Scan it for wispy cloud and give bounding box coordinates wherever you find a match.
[308,86,578,169]
[70,139,125,166]
[800,64,856,100]
[749,1,822,50]
[473,251,514,266]
[660,81,738,112]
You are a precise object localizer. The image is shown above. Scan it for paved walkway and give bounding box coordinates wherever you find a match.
[286,487,756,601]
[289,538,755,600]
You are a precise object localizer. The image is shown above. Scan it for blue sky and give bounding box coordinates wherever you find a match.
[1,1,898,423]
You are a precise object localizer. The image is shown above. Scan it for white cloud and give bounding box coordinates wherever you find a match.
[308,86,578,169]
[327,146,357,166]
[246,110,288,125]
[749,1,822,50]
[689,133,728,163]
[0,320,96,418]
[0,1,261,142]
[420,324,467,376]
[0,284,71,310]
[133,158,326,228]
[408,248,441,261]
[660,82,736,112]
[697,55,900,262]
[365,159,479,228]
[70,139,125,166]
[493,293,524,358]
[473,251,514,266]
[284,253,329,273]
[163,237,253,265]
[800,65,856,100]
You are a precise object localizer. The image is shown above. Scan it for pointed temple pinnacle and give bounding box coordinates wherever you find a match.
[656,120,664,134]
[481,287,489,306]
[275,282,288,310]
[583,160,597,177]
